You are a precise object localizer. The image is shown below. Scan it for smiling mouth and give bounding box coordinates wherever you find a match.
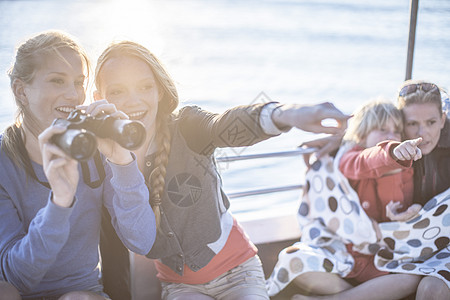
[127,111,147,120]
[55,106,75,116]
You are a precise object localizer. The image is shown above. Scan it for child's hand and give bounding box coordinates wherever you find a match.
[386,201,422,222]
[392,137,422,161]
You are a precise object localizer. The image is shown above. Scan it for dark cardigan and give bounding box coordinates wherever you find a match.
[413,117,450,205]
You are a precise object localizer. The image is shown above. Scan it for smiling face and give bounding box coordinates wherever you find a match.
[96,55,160,135]
[22,47,86,131]
[402,103,445,155]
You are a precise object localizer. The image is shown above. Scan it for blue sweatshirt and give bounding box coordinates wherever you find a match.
[0,134,156,298]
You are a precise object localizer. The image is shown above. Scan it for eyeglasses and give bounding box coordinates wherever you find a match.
[399,83,440,97]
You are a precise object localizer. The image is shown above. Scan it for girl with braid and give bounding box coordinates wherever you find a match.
[93,40,350,300]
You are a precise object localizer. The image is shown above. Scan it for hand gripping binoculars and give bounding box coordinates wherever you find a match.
[51,109,146,161]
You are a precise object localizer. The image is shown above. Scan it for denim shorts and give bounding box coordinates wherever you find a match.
[161,255,269,300]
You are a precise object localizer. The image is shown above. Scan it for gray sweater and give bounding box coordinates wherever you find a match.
[0,136,156,298]
[145,103,282,275]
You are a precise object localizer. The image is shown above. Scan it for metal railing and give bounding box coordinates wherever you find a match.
[216,147,315,199]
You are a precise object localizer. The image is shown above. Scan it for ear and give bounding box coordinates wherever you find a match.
[93,90,102,101]
[12,78,28,106]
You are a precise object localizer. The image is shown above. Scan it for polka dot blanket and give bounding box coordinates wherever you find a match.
[266,146,450,296]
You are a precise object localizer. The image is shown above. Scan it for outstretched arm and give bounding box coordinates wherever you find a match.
[271,102,350,135]
[272,102,349,167]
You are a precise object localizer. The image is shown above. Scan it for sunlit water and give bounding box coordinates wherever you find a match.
[1,0,449,220]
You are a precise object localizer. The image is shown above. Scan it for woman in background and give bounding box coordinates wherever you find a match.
[396,80,449,299]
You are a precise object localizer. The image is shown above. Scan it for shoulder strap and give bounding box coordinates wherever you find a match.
[80,150,106,189]
[11,127,51,189]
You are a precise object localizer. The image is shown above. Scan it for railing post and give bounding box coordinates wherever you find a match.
[405,0,419,80]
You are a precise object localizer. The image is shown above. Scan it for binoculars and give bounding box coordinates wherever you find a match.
[51,109,146,161]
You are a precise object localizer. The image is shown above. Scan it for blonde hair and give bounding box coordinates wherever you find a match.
[344,99,403,146]
[95,41,179,228]
[397,79,443,114]
[2,30,90,173]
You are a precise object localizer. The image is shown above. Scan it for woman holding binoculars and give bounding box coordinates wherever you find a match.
[0,30,156,299]
[93,40,350,300]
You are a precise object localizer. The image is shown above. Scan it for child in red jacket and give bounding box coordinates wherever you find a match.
[338,99,422,286]
[287,99,424,300]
